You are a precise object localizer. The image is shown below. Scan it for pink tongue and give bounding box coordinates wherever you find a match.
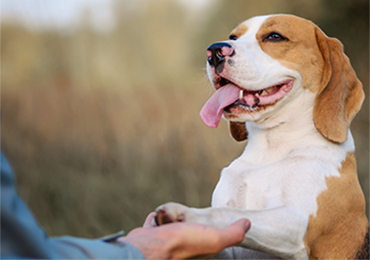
[200,84,240,128]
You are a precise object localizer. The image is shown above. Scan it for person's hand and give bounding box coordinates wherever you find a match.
[118,212,250,259]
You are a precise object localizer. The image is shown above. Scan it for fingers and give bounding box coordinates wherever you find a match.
[216,218,250,248]
[171,219,251,259]
[133,216,251,259]
[143,212,156,228]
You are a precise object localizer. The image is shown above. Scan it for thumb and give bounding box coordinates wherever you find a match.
[218,218,250,247]
[143,212,156,228]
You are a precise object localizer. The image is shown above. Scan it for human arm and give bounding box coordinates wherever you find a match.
[0,152,144,259]
[119,212,250,259]
[1,152,250,259]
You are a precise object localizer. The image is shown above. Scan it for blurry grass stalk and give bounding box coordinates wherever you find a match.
[1,0,368,237]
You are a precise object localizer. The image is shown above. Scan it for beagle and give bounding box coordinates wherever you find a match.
[154,14,369,259]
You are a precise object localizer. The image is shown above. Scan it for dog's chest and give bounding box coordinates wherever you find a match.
[211,132,355,217]
[212,161,286,210]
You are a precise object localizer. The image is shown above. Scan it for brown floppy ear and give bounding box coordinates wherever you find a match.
[314,27,364,143]
[229,121,248,142]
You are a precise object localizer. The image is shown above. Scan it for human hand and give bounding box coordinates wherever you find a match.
[118,212,250,259]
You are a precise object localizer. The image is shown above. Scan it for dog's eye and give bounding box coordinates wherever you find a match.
[263,32,288,42]
[229,34,237,41]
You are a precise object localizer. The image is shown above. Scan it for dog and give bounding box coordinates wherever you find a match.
[154,14,369,259]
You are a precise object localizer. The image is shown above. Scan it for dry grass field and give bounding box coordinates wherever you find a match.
[2,85,246,235]
[1,0,368,237]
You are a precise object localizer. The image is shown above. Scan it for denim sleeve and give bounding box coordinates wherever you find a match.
[48,236,145,259]
[1,152,145,259]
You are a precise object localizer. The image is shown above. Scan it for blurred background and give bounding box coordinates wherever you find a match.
[1,0,369,238]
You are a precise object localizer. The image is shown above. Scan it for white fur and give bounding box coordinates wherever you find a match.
[156,15,356,259]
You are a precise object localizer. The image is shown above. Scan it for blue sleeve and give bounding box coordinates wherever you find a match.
[1,152,145,259]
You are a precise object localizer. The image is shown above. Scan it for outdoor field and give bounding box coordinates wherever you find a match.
[2,0,368,237]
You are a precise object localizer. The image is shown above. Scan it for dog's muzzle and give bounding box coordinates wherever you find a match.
[207,42,234,74]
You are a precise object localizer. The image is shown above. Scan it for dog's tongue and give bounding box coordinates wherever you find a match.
[200,84,240,128]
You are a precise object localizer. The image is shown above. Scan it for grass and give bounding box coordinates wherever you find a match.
[2,82,368,238]
[1,84,246,236]
[1,0,368,238]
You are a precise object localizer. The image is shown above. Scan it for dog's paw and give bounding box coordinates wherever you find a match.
[154,202,195,226]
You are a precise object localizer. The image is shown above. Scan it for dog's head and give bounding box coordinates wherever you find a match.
[200,14,364,143]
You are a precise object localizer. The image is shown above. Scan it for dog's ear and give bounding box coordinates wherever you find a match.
[313,27,364,143]
[229,121,248,142]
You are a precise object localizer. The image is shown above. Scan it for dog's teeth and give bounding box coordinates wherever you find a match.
[239,90,243,99]
[265,86,278,94]
[260,90,268,96]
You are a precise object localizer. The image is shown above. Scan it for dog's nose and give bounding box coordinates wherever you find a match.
[207,42,234,68]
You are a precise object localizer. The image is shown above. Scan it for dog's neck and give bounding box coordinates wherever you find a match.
[242,91,331,166]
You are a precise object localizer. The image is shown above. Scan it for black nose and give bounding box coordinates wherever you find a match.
[207,42,234,68]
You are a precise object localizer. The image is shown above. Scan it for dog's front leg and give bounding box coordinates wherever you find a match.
[155,203,308,259]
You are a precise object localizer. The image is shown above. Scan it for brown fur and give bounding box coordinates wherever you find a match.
[303,152,368,259]
[226,15,368,258]
[254,15,364,144]
[229,15,328,142]
[230,23,248,40]
[256,15,325,91]
[228,15,365,143]
[313,27,365,144]
[229,121,248,142]
[356,230,369,259]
